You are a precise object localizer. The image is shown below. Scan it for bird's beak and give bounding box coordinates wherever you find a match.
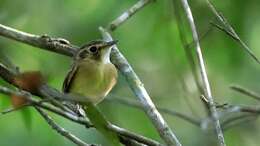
[101,40,118,49]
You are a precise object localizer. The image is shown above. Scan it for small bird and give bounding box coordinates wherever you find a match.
[63,40,118,105]
[62,40,121,146]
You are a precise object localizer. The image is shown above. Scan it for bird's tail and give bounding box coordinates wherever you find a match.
[84,103,121,146]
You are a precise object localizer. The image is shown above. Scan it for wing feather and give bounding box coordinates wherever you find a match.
[63,62,78,93]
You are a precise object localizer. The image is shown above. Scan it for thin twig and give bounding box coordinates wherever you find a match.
[108,0,154,31]
[179,0,226,146]
[109,124,164,146]
[222,114,257,131]
[100,27,182,146]
[1,104,30,115]
[230,85,260,101]
[206,0,260,64]
[217,104,260,130]
[106,97,201,126]
[35,107,94,146]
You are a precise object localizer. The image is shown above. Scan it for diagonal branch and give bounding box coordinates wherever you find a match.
[179,0,226,146]
[108,0,154,31]
[100,27,182,146]
[206,0,260,64]
[36,107,94,146]
[222,114,257,131]
[218,104,260,130]
[230,85,260,101]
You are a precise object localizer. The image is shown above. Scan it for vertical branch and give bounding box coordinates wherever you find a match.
[100,27,182,146]
[179,0,226,146]
[171,0,204,94]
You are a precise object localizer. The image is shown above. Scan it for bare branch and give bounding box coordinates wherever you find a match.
[206,0,260,64]
[179,0,226,145]
[109,124,164,146]
[108,0,154,31]
[107,97,201,126]
[36,107,94,146]
[0,24,77,56]
[230,85,260,101]
[100,27,182,146]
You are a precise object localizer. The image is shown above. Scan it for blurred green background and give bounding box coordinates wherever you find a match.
[0,0,260,146]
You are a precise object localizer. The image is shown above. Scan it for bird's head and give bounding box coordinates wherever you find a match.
[76,40,117,63]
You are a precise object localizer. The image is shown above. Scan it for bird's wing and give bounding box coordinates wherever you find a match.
[62,61,78,93]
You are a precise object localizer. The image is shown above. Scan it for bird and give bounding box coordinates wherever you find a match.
[62,40,121,146]
[63,40,118,106]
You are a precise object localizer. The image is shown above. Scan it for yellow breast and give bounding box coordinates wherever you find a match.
[70,60,117,104]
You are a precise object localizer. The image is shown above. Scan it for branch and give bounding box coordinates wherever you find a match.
[108,125,164,146]
[222,114,257,131]
[100,27,182,146]
[107,0,154,31]
[219,104,260,130]
[206,0,260,64]
[171,0,204,95]
[1,103,31,115]
[0,84,94,146]
[36,107,94,146]
[179,0,226,146]
[0,84,91,125]
[230,85,260,101]
[0,24,77,56]
[106,97,201,126]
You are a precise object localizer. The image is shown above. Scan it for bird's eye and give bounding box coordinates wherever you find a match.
[89,46,98,53]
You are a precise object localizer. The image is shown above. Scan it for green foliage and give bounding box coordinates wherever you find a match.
[0,0,260,146]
